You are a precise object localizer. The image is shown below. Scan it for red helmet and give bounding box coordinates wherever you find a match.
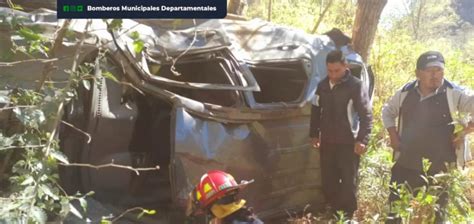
[194,170,252,208]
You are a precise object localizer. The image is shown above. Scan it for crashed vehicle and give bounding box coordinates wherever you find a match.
[0,7,374,222]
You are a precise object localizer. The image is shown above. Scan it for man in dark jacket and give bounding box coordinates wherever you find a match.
[309,50,373,218]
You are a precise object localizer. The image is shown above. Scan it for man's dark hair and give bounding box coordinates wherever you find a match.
[326,50,347,64]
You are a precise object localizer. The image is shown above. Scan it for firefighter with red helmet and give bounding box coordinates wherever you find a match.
[186,170,263,224]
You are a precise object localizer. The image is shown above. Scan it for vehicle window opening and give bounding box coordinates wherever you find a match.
[349,64,362,79]
[248,61,307,104]
[148,56,240,107]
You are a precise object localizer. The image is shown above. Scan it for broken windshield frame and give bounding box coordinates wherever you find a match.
[243,58,312,109]
[142,49,256,107]
[347,60,373,99]
[139,48,260,92]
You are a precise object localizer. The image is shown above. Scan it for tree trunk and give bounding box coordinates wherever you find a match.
[267,0,272,21]
[228,0,247,15]
[311,0,334,34]
[413,0,427,40]
[351,0,388,62]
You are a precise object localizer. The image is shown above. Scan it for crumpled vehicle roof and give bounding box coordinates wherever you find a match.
[0,7,371,222]
[1,7,364,110]
[0,6,361,62]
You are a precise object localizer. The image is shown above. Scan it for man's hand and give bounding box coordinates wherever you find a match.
[452,132,464,149]
[389,135,401,151]
[452,123,474,149]
[387,127,401,151]
[310,137,320,149]
[354,141,367,155]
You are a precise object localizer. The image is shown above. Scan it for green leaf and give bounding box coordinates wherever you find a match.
[60,198,71,216]
[30,109,46,124]
[137,209,156,219]
[42,101,60,117]
[102,71,119,83]
[23,185,36,195]
[50,150,69,164]
[0,94,9,103]
[65,28,77,40]
[0,133,14,147]
[20,176,34,186]
[69,204,84,219]
[425,194,434,204]
[133,40,144,54]
[101,219,112,224]
[17,27,44,41]
[172,20,183,29]
[422,158,432,174]
[420,175,430,185]
[12,3,24,10]
[40,184,59,200]
[144,209,156,215]
[129,31,144,53]
[82,79,91,90]
[65,91,75,98]
[108,19,123,31]
[13,107,45,128]
[31,207,47,224]
[79,198,87,212]
[150,64,161,74]
[130,31,140,40]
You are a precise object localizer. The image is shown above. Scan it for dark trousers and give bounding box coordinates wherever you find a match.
[387,164,448,224]
[319,142,360,218]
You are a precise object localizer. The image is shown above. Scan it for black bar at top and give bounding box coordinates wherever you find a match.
[57,0,227,19]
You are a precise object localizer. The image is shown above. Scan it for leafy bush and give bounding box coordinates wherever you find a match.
[389,160,472,223]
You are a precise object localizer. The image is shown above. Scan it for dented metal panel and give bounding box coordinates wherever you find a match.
[0,7,373,221]
[171,107,324,217]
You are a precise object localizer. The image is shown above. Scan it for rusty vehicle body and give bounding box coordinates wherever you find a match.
[0,7,373,222]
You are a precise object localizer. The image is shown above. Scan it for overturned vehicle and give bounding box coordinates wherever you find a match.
[0,8,374,222]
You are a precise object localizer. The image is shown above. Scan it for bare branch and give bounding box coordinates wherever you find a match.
[54,182,68,196]
[0,145,47,151]
[111,207,149,223]
[168,19,198,77]
[119,81,145,95]
[114,61,144,95]
[311,0,334,34]
[36,19,72,92]
[40,81,70,84]
[0,105,36,112]
[43,101,62,155]
[6,0,15,8]
[60,120,92,144]
[70,20,94,74]
[0,58,59,67]
[96,23,141,49]
[44,19,92,156]
[414,0,427,40]
[59,161,159,176]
